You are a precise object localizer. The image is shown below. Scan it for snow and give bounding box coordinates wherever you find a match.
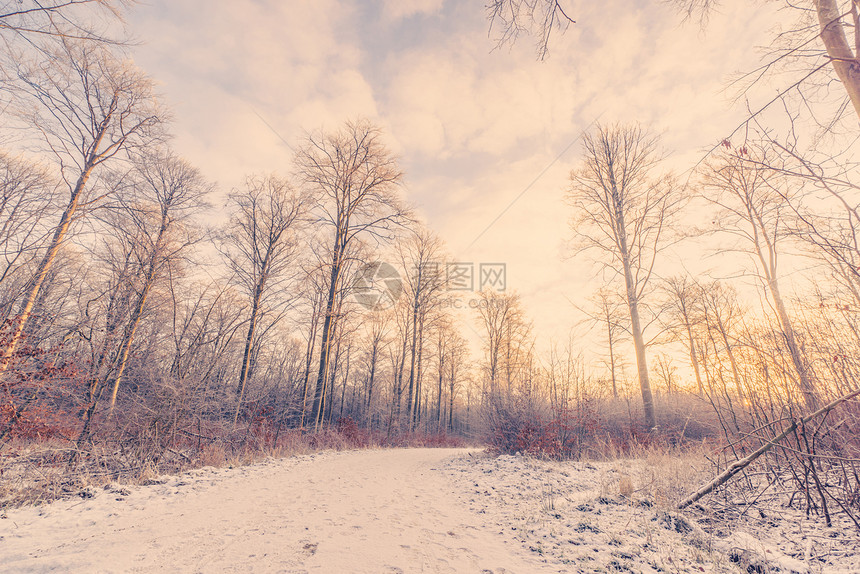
[0,448,556,573]
[1,448,858,573]
[440,453,860,573]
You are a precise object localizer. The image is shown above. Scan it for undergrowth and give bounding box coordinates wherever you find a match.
[484,393,721,461]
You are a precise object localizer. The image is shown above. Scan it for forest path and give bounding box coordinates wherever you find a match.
[1,448,560,573]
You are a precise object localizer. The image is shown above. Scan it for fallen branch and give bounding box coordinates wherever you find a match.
[678,388,860,510]
[166,447,193,464]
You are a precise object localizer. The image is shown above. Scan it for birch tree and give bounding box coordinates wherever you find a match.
[1,39,161,372]
[567,123,682,430]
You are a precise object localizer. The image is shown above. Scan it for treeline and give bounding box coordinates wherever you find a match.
[477,0,860,529]
[0,6,479,480]
[475,124,860,528]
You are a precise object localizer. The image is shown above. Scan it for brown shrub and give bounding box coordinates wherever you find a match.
[484,392,722,460]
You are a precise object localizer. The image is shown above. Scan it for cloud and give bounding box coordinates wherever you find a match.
[382,41,579,159]
[131,0,375,189]
[126,0,792,344]
[381,0,445,22]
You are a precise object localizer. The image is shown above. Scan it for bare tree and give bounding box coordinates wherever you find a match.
[166,277,244,389]
[741,129,860,310]
[221,174,304,425]
[652,353,678,395]
[703,142,817,407]
[587,287,627,398]
[296,277,324,428]
[79,207,139,395]
[475,289,529,399]
[0,152,56,305]
[475,289,543,451]
[388,291,411,433]
[296,119,409,430]
[813,0,860,118]
[487,1,860,122]
[73,149,209,452]
[486,0,574,59]
[432,316,450,431]
[395,228,446,428]
[567,123,682,430]
[699,280,748,430]
[1,38,161,372]
[103,150,210,411]
[0,1,130,43]
[430,313,472,434]
[443,324,470,432]
[663,276,705,395]
[360,305,391,427]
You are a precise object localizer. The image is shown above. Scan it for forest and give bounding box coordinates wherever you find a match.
[1,0,860,550]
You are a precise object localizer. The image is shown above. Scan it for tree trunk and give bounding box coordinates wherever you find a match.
[679,387,860,509]
[85,205,172,434]
[436,338,444,431]
[393,337,407,431]
[748,211,817,408]
[684,317,704,395]
[448,366,455,432]
[312,247,341,429]
[607,319,618,398]
[767,277,817,408]
[339,344,350,420]
[325,322,342,427]
[413,316,425,430]
[0,163,96,371]
[299,299,320,429]
[815,0,860,120]
[233,288,262,425]
[366,345,378,428]
[107,277,155,413]
[611,177,656,430]
[405,294,420,424]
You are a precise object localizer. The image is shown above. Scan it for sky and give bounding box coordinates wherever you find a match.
[125,0,788,358]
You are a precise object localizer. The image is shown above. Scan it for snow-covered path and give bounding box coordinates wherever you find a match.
[0,448,558,573]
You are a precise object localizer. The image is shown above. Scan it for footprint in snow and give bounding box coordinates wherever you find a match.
[301,541,318,555]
